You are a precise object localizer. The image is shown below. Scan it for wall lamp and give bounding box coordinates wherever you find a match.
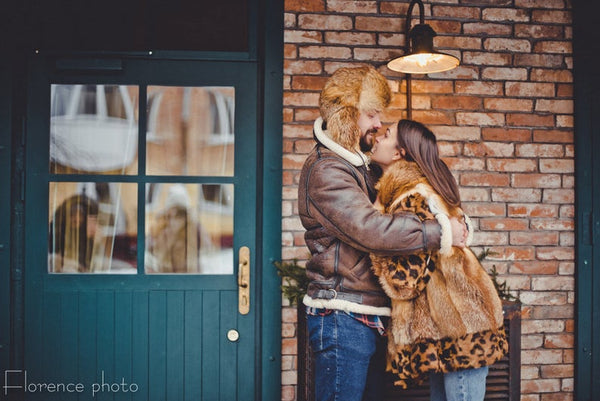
[387,0,459,118]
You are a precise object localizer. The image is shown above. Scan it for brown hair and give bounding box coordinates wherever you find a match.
[395,119,461,208]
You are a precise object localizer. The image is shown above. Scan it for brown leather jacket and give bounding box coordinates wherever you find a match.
[298,141,442,313]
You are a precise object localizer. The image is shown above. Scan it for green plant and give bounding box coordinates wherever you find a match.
[273,259,310,305]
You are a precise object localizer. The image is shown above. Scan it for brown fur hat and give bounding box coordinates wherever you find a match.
[319,66,391,151]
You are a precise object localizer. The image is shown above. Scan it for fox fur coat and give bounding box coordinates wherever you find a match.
[370,159,508,388]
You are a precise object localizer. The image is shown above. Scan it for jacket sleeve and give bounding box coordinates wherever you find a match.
[370,191,436,300]
[304,158,441,255]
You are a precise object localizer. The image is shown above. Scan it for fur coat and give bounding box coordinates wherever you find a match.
[370,160,508,388]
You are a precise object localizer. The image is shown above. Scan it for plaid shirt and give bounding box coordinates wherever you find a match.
[306,306,387,336]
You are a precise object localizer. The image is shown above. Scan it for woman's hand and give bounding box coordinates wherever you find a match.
[449,217,468,248]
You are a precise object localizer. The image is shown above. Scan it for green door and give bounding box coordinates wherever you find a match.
[19,55,262,400]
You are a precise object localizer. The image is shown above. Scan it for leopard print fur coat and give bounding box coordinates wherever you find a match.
[370,159,508,388]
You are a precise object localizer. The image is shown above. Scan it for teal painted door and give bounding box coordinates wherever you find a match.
[21,56,260,400]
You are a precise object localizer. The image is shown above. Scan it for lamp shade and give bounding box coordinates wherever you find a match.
[387,2,460,74]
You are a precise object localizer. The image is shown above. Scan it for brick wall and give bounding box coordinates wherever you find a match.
[281,1,574,400]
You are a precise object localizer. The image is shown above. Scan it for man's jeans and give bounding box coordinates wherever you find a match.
[430,366,489,401]
[307,310,386,401]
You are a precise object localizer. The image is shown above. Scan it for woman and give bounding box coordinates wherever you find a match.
[369,119,508,400]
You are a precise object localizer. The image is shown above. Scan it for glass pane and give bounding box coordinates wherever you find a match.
[50,84,139,175]
[48,182,138,273]
[145,183,234,274]
[146,86,235,176]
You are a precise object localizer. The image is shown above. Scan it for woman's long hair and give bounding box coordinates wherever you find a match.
[395,119,461,208]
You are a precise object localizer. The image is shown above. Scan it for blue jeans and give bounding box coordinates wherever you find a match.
[307,310,386,401]
[429,366,489,401]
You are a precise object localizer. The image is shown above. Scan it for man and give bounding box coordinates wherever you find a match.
[298,66,467,401]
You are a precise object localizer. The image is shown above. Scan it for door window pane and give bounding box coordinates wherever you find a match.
[50,84,139,175]
[146,86,235,176]
[145,183,233,274]
[48,182,138,273]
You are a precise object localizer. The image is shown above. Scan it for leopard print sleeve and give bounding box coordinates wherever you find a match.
[371,192,437,300]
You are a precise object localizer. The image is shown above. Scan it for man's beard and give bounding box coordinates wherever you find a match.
[359,129,378,152]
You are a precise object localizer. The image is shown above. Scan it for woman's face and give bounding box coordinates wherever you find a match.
[370,123,401,170]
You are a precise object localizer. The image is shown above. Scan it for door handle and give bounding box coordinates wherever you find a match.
[238,246,250,315]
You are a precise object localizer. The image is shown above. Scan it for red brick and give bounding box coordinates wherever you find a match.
[510,261,558,275]
[482,127,531,142]
[431,95,482,110]
[327,0,378,14]
[515,24,564,39]
[539,159,574,174]
[463,142,514,157]
[483,8,530,22]
[432,5,480,19]
[520,291,567,305]
[484,98,533,112]
[492,188,542,202]
[507,113,555,128]
[463,22,512,36]
[294,108,320,122]
[511,231,559,246]
[456,112,505,126]
[325,31,376,46]
[515,54,564,68]
[532,10,571,24]
[543,335,574,350]
[285,30,323,44]
[535,99,573,114]
[463,51,512,66]
[512,174,562,188]
[531,305,573,320]
[533,129,573,143]
[462,202,506,217]
[455,81,503,95]
[516,143,564,157]
[284,59,323,75]
[530,219,574,232]
[480,218,529,230]
[530,69,573,83]
[299,45,351,59]
[508,203,558,218]
[536,246,574,261]
[534,41,572,54]
[543,189,574,204]
[285,0,325,12]
[355,16,402,32]
[435,36,482,50]
[506,82,555,97]
[444,157,486,171]
[521,379,561,393]
[485,38,531,52]
[284,44,297,59]
[482,67,528,80]
[488,158,537,172]
[460,172,510,187]
[298,14,353,30]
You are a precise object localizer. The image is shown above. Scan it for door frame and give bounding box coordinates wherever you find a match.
[1,0,283,399]
[573,1,600,400]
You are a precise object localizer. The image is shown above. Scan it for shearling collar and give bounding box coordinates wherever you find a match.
[313,117,370,168]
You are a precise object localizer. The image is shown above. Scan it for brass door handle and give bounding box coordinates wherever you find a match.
[238,246,250,315]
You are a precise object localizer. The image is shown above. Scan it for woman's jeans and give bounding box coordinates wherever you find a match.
[429,366,489,401]
[307,310,386,401]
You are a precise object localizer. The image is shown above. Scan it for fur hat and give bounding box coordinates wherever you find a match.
[319,66,391,151]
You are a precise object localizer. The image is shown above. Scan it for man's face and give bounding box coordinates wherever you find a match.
[357,110,382,152]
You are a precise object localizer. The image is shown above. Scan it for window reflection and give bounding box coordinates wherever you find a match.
[146,86,235,176]
[50,84,139,175]
[145,183,233,274]
[48,182,138,273]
